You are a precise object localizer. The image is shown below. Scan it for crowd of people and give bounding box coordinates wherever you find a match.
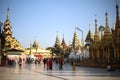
[7,57,23,66]
[5,57,115,72]
[43,57,64,70]
[5,57,77,71]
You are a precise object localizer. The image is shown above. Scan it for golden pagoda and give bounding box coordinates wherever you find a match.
[3,8,24,53]
[85,24,94,45]
[111,3,120,63]
[26,39,51,59]
[89,3,120,67]
[72,30,81,50]
[54,32,61,48]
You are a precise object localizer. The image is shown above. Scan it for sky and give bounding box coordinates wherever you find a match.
[0,0,120,49]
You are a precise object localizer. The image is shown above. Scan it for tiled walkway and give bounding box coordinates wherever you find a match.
[0,63,120,80]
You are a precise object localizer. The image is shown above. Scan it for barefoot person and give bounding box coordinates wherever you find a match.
[18,57,22,66]
[59,58,64,70]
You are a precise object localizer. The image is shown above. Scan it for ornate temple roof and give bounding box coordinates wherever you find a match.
[3,8,24,52]
[72,30,81,50]
[32,39,41,49]
[54,32,61,48]
[85,25,94,42]
[61,34,67,50]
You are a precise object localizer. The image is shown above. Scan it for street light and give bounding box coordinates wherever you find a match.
[75,26,85,61]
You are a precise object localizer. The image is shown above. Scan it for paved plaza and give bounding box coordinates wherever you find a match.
[0,63,120,80]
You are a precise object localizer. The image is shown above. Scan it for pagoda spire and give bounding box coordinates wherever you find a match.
[105,12,109,28]
[104,11,110,36]
[116,0,119,21]
[61,34,67,50]
[3,8,24,50]
[72,30,80,49]
[89,24,91,31]
[4,8,12,40]
[89,24,92,34]
[85,24,94,42]
[61,34,65,44]
[94,16,99,42]
[115,0,120,30]
[54,31,60,48]
[7,8,10,20]
[95,18,98,35]
[32,39,40,49]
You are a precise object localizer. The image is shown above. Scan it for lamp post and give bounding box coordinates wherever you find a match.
[75,27,84,61]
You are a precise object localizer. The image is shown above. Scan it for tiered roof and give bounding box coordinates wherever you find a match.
[3,8,24,51]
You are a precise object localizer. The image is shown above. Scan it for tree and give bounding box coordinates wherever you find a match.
[46,46,62,57]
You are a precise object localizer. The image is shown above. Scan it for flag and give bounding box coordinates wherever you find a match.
[75,27,83,32]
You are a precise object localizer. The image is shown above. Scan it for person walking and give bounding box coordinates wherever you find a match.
[43,58,47,68]
[49,58,53,70]
[18,57,22,66]
[46,59,49,70]
[59,58,64,70]
[71,58,76,70]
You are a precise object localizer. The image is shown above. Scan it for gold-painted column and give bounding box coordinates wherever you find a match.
[97,48,100,62]
[114,47,116,61]
[108,48,110,61]
[105,49,107,62]
[92,48,94,62]
[116,46,118,61]
[114,47,117,62]
[103,48,105,62]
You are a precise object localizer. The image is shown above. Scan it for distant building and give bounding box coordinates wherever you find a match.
[26,40,51,59]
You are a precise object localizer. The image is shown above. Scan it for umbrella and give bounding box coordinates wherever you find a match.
[34,54,42,58]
